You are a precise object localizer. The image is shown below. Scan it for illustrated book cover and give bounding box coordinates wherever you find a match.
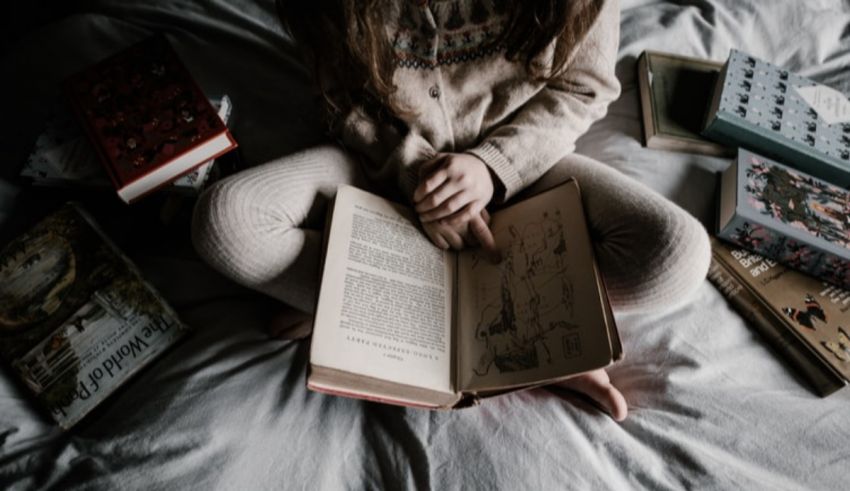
[64,35,237,204]
[0,204,189,428]
[308,182,622,409]
[636,50,733,156]
[21,95,233,194]
[709,237,849,395]
[703,49,850,186]
[717,148,850,289]
[708,238,846,397]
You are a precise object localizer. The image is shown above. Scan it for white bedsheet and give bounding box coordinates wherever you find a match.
[2,1,850,489]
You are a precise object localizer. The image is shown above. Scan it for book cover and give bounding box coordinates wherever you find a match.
[703,49,850,186]
[708,241,845,396]
[636,50,733,156]
[64,35,237,203]
[21,95,233,194]
[0,204,189,428]
[717,148,850,289]
[710,238,850,391]
[308,182,620,409]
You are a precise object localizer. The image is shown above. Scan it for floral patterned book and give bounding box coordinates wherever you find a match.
[64,35,237,203]
[717,149,850,289]
[0,204,189,429]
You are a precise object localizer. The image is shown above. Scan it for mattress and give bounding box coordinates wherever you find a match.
[2,0,849,489]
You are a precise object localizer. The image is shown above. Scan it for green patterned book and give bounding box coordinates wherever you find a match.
[703,49,850,186]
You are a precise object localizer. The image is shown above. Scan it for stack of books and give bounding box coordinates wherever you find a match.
[4,34,236,429]
[21,35,238,204]
[638,49,850,396]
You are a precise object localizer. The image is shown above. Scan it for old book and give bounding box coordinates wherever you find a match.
[710,237,849,395]
[718,148,850,289]
[64,35,237,203]
[21,95,233,194]
[703,49,850,186]
[636,50,733,156]
[308,182,622,409]
[708,240,845,396]
[0,204,189,428]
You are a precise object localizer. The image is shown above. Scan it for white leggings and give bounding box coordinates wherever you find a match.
[191,145,711,315]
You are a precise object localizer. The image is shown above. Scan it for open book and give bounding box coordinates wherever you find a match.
[308,181,622,409]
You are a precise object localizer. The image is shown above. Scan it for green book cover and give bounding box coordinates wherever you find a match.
[703,49,850,186]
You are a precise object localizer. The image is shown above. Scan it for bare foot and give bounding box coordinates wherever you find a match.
[267,308,313,340]
[552,369,628,422]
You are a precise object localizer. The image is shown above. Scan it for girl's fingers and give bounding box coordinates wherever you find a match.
[420,191,471,222]
[481,208,491,225]
[415,180,462,213]
[413,167,449,203]
[469,214,500,263]
[424,225,450,250]
[440,226,465,251]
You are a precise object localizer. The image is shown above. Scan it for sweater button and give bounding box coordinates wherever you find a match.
[429,85,440,99]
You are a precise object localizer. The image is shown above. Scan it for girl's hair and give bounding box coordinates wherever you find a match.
[276,0,602,123]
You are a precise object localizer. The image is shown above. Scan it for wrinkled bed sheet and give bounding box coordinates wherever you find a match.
[2,1,849,489]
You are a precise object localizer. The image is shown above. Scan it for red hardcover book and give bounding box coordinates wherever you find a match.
[64,35,237,203]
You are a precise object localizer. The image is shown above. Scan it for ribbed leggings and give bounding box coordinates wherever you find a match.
[191,146,711,315]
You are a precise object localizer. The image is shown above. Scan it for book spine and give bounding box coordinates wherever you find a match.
[708,255,845,397]
[636,52,654,148]
[703,114,850,188]
[717,213,850,290]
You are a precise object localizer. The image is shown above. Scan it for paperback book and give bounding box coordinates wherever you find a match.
[636,50,733,156]
[308,182,622,409]
[0,204,189,428]
[64,35,237,203]
[703,49,850,186]
[710,237,848,396]
[21,95,233,194]
[717,148,850,289]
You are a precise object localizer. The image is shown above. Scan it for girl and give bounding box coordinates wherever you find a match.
[191,0,711,421]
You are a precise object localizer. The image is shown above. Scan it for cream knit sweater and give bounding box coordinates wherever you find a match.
[341,0,622,204]
[192,0,711,316]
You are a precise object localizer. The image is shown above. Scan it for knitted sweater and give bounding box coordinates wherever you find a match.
[340,0,622,204]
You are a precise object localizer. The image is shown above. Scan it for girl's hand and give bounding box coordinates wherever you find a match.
[413,153,494,223]
[420,208,499,262]
[414,153,500,262]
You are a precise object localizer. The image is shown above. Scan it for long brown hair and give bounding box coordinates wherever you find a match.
[277,0,602,123]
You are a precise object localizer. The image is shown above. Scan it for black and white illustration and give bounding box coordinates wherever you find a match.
[470,211,581,377]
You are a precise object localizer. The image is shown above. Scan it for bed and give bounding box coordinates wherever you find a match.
[2,0,849,489]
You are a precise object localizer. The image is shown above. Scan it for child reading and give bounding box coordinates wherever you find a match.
[191,0,711,421]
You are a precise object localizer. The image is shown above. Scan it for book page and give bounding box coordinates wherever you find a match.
[456,181,614,392]
[310,186,455,394]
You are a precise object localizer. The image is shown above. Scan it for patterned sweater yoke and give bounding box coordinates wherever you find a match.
[341,0,622,204]
[392,0,510,69]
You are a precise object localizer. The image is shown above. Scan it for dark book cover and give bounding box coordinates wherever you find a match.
[64,35,236,203]
[636,50,733,157]
[717,149,850,289]
[0,204,189,428]
[708,244,844,396]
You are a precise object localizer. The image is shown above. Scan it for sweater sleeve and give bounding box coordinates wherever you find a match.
[465,0,621,203]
